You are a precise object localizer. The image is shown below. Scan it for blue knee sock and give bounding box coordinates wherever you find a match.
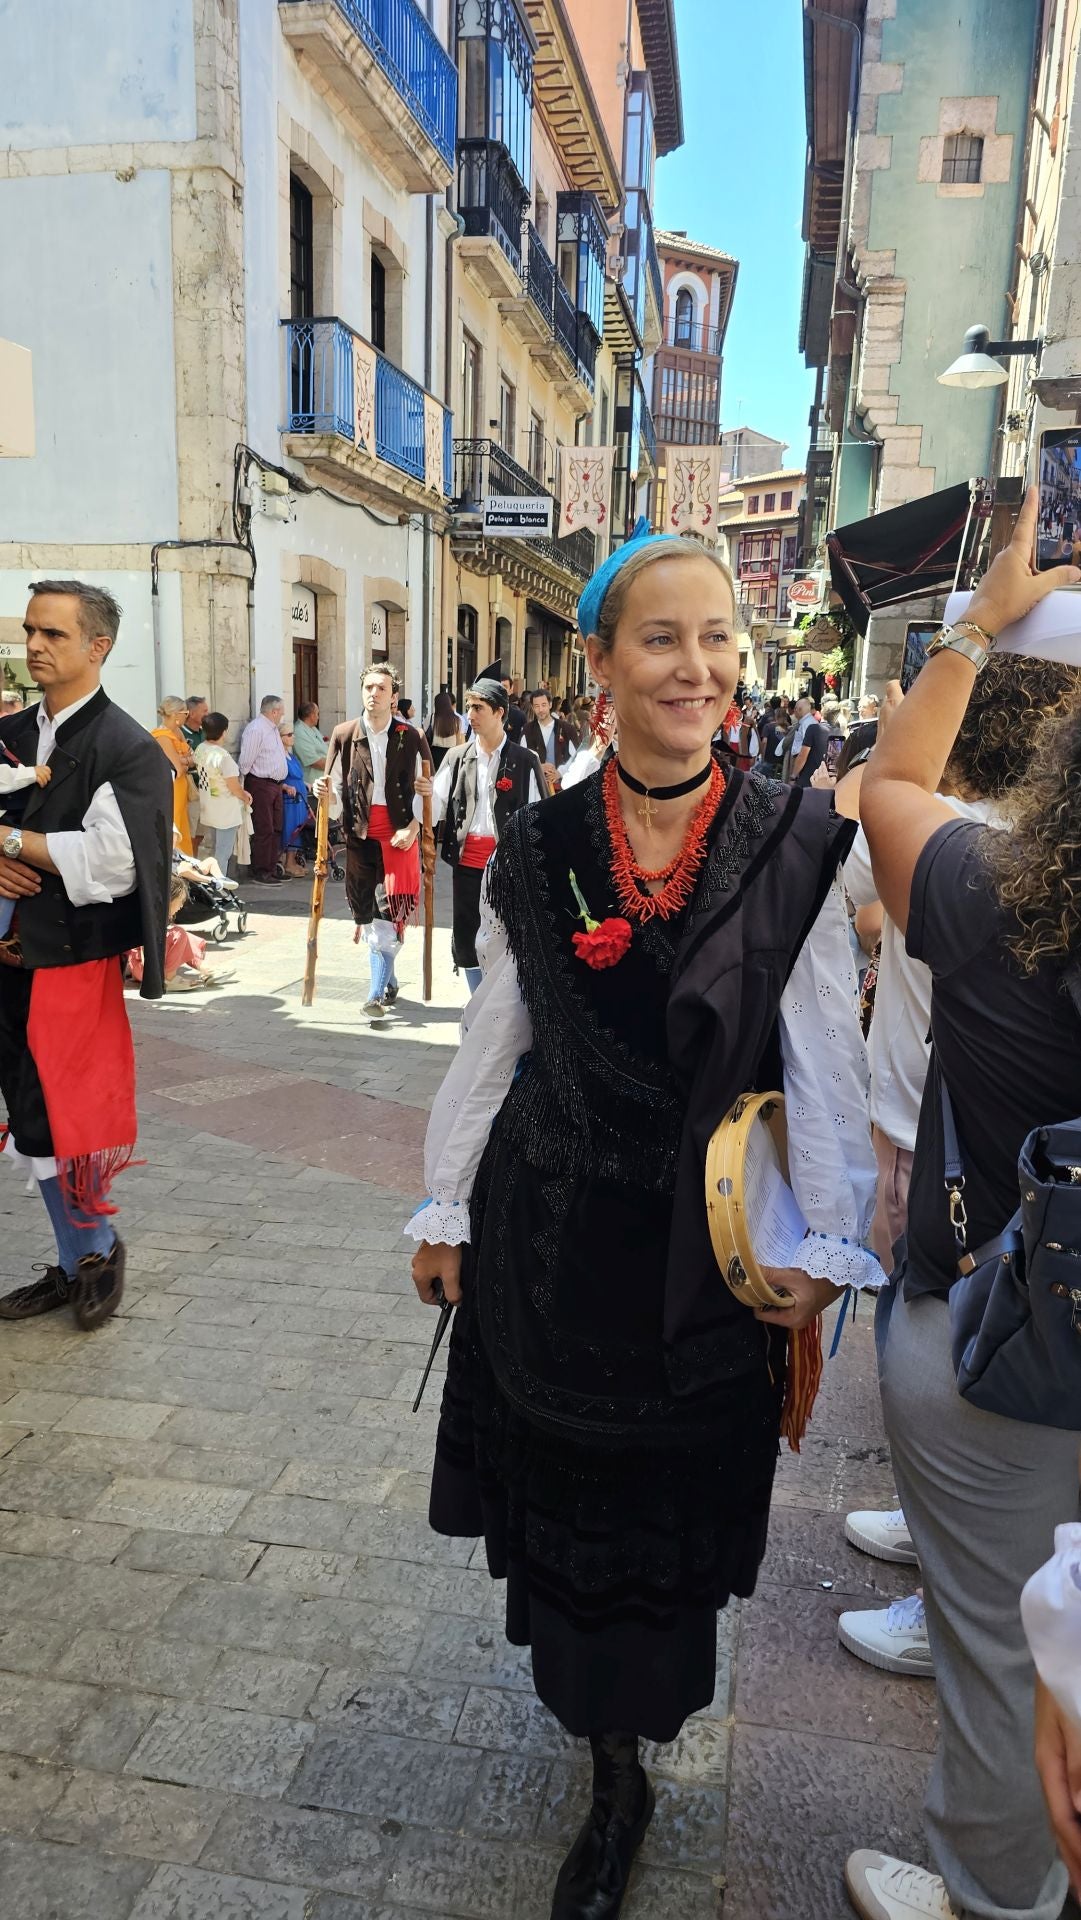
[38,1176,116,1275]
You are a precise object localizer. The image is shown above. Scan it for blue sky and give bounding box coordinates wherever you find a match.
[654,0,815,465]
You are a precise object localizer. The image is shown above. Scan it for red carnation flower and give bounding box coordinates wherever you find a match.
[572,917,633,970]
[496,776,513,791]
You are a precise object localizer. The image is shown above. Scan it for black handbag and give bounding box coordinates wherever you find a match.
[941,974,1081,1430]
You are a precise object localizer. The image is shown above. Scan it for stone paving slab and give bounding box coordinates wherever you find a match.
[0,878,940,1917]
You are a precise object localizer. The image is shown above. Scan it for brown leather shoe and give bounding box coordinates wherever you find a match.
[0,1264,73,1319]
[73,1237,126,1331]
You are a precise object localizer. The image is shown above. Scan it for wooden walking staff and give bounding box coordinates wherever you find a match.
[421,789,435,1002]
[301,782,331,1007]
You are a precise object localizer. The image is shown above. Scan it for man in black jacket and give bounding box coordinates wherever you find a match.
[523,687,578,791]
[0,581,171,1329]
[415,680,543,993]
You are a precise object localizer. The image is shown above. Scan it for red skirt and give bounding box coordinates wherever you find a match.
[367,804,420,915]
[460,834,497,871]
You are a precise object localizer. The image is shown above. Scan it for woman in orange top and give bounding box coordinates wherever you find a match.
[152,696,194,855]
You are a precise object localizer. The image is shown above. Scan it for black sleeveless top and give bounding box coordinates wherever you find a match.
[470,766,852,1442]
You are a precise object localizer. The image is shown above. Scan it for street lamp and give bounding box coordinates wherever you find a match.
[937,323,1041,390]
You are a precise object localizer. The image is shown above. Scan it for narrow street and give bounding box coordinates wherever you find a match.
[0,875,936,1920]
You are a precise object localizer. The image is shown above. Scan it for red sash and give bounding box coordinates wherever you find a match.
[367,804,420,915]
[460,834,497,871]
[26,958,137,1217]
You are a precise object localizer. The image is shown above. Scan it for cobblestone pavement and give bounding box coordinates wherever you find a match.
[0,873,937,1919]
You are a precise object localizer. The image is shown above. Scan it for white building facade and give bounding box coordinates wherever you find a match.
[0,0,456,731]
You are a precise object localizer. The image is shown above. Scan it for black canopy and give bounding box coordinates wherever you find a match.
[826,482,980,634]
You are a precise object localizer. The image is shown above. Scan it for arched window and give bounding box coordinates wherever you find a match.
[674,287,694,345]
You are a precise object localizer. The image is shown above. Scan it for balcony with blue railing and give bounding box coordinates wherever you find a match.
[283,316,452,505]
[278,0,456,194]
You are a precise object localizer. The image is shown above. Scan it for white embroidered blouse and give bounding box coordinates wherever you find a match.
[405,871,883,1293]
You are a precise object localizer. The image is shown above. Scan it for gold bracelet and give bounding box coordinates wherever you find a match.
[953,618,997,651]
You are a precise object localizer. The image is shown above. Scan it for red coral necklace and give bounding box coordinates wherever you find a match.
[603,754,724,923]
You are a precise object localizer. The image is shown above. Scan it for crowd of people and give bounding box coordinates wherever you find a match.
[0,515,1080,1920]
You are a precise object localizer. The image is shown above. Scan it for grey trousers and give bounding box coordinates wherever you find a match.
[877,1282,1080,1920]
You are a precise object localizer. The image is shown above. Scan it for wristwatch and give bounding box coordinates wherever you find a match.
[925,622,996,671]
[2,829,23,861]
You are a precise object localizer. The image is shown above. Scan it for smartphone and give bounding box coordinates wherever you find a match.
[825,734,844,774]
[1034,428,1081,577]
[900,622,936,692]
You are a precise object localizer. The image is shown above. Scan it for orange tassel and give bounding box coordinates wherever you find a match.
[780,1320,824,1453]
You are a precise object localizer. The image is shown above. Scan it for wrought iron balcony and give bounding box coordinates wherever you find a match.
[278,0,456,193]
[458,138,528,281]
[452,437,595,582]
[523,222,556,330]
[662,313,725,357]
[283,317,452,499]
[553,275,578,366]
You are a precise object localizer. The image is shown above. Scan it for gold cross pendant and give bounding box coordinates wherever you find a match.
[637,792,656,830]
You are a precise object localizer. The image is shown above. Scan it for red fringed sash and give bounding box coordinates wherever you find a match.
[26,958,137,1219]
[367,804,421,928]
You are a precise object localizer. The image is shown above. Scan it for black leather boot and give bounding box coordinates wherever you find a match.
[550,1731,655,1920]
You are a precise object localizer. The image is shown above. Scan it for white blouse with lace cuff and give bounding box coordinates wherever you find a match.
[405,874,883,1291]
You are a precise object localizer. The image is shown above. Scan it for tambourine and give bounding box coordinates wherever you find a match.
[705,1089,824,1451]
[705,1090,794,1309]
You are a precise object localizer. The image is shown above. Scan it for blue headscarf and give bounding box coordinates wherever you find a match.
[576,518,685,639]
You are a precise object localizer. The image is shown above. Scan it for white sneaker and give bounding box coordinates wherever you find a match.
[846,1851,958,1919]
[165,964,206,993]
[838,1593,933,1676]
[845,1506,918,1565]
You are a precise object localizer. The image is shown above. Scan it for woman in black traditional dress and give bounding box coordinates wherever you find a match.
[407,531,882,1918]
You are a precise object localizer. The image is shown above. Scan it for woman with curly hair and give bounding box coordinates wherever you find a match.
[845,490,1081,1920]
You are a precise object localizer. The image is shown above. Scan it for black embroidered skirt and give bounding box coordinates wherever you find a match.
[429,1179,785,1743]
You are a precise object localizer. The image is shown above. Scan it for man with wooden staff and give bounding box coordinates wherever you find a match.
[414,679,542,996]
[317,662,432,1020]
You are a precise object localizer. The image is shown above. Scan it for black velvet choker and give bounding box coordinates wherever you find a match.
[616,760,714,804]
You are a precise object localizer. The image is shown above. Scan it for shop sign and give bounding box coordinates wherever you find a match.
[483,496,554,539]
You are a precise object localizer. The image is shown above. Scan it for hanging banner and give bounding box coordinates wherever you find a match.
[559,445,615,536]
[668,449,728,535]
[423,394,445,495]
[353,337,377,455]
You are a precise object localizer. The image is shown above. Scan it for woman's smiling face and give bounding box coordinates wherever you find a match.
[587,554,739,765]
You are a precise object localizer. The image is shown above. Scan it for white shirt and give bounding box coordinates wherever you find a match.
[36,692,136,908]
[325,716,393,818]
[844,795,999,1152]
[1022,1525,1081,1730]
[364,716,392,806]
[537,717,576,764]
[414,738,542,838]
[405,865,882,1294]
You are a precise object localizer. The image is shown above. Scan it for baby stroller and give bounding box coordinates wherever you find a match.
[291,799,345,882]
[173,865,250,944]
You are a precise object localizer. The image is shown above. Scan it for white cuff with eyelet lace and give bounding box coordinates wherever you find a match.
[403,1197,470,1247]
[789,1231,885,1292]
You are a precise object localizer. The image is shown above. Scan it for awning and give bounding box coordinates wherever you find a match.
[826,481,982,634]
